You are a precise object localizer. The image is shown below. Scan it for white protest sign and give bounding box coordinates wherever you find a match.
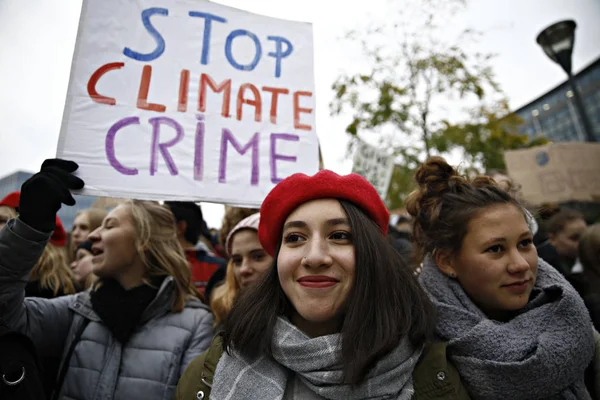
[352,141,395,200]
[57,0,318,207]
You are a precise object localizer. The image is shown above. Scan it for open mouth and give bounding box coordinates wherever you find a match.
[91,246,104,258]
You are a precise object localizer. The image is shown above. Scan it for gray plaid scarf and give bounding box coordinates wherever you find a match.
[211,317,422,400]
[419,257,594,400]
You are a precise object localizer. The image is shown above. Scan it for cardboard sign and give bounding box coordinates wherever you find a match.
[57,0,318,207]
[352,140,395,200]
[504,142,600,205]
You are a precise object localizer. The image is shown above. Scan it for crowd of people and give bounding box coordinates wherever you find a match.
[0,156,599,400]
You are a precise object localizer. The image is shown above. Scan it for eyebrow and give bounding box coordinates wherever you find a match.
[481,231,532,246]
[283,218,350,231]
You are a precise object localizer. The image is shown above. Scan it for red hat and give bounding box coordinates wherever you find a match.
[0,191,67,247]
[258,170,390,256]
[0,191,20,209]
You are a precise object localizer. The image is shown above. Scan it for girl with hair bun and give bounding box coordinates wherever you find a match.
[408,156,600,399]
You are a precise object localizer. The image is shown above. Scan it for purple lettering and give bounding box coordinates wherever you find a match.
[219,129,259,185]
[105,116,140,175]
[270,133,299,183]
[149,116,184,176]
[194,115,205,181]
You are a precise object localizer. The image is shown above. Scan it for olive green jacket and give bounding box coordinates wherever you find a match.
[174,334,470,400]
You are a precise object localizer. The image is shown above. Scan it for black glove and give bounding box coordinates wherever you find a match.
[19,159,85,232]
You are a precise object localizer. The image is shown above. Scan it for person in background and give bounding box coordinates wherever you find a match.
[68,208,107,258]
[165,201,227,296]
[204,206,260,303]
[0,159,214,400]
[0,191,75,298]
[70,240,97,291]
[176,170,468,400]
[537,209,587,279]
[410,156,599,399]
[0,192,19,229]
[210,213,272,327]
[579,224,600,331]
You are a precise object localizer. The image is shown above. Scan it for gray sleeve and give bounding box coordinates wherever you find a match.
[179,309,214,377]
[0,218,74,356]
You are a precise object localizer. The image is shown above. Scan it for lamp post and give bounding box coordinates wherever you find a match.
[536,20,596,142]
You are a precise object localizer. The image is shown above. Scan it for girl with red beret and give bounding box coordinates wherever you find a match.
[176,170,469,400]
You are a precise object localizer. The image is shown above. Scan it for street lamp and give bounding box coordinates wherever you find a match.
[536,20,596,142]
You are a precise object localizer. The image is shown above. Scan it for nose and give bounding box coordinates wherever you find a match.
[240,258,253,277]
[70,260,78,270]
[88,227,101,242]
[302,237,333,268]
[507,250,531,275]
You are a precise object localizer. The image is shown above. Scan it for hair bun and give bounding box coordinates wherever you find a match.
[414,156,460,192]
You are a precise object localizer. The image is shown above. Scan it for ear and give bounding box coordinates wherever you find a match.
[434,249,457,278]
[176,220,187,236]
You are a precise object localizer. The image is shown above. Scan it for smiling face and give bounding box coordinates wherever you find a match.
[440,204,538,319]
[230,229,273,288]
[277,198,355,336]
[71,212,92,248]
[88,205,145,288]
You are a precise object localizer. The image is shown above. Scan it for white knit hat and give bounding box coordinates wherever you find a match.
[225,213,261,256]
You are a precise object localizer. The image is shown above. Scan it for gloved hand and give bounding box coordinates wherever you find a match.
[19,159,85,232]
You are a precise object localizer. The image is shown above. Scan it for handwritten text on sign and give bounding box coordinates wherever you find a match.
[57,0,318,206]
[352,141,395,201]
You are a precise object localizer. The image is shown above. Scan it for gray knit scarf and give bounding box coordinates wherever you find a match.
[211,316,422,400]
[419,257,594,400]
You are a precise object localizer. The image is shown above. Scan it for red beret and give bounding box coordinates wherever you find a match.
[0,191,67,247]
[0,191,20,209]
[258,170,389,256]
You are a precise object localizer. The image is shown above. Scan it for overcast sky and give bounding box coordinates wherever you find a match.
[0,0,598,228]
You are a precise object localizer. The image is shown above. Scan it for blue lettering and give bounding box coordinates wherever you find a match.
[225,29,262,71]
[267,36,293,78]
[189,12,227,65]
[123,8,168,62]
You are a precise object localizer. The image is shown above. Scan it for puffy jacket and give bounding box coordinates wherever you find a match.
[0,218,214,400]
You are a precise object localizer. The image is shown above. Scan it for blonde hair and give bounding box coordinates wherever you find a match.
[210,260,240,326]
[30,243,76,297]
[125,200,201,312]
[580,224,600,288]
[68,208,108,260]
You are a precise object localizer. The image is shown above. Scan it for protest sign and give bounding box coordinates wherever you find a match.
[504,142,600,205]
[57,0,318,207]
[352,141,395,200]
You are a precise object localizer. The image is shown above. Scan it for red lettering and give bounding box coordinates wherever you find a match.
[178,69,190,112]
[237,84,262,122]
[262,87,289,124]
[199,74,231,118]
[293,91,313,131]
[137,65,166,112]
[87,62,124,105]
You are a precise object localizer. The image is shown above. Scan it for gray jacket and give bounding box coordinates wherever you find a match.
[0,218,214,400]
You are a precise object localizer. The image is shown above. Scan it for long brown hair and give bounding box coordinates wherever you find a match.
[210,260,240,326]
[223,200,435,385]
[30,243,76,296]
[125,200,201,312]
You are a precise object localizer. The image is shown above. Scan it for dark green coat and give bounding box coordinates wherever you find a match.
[174,334,470,400]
